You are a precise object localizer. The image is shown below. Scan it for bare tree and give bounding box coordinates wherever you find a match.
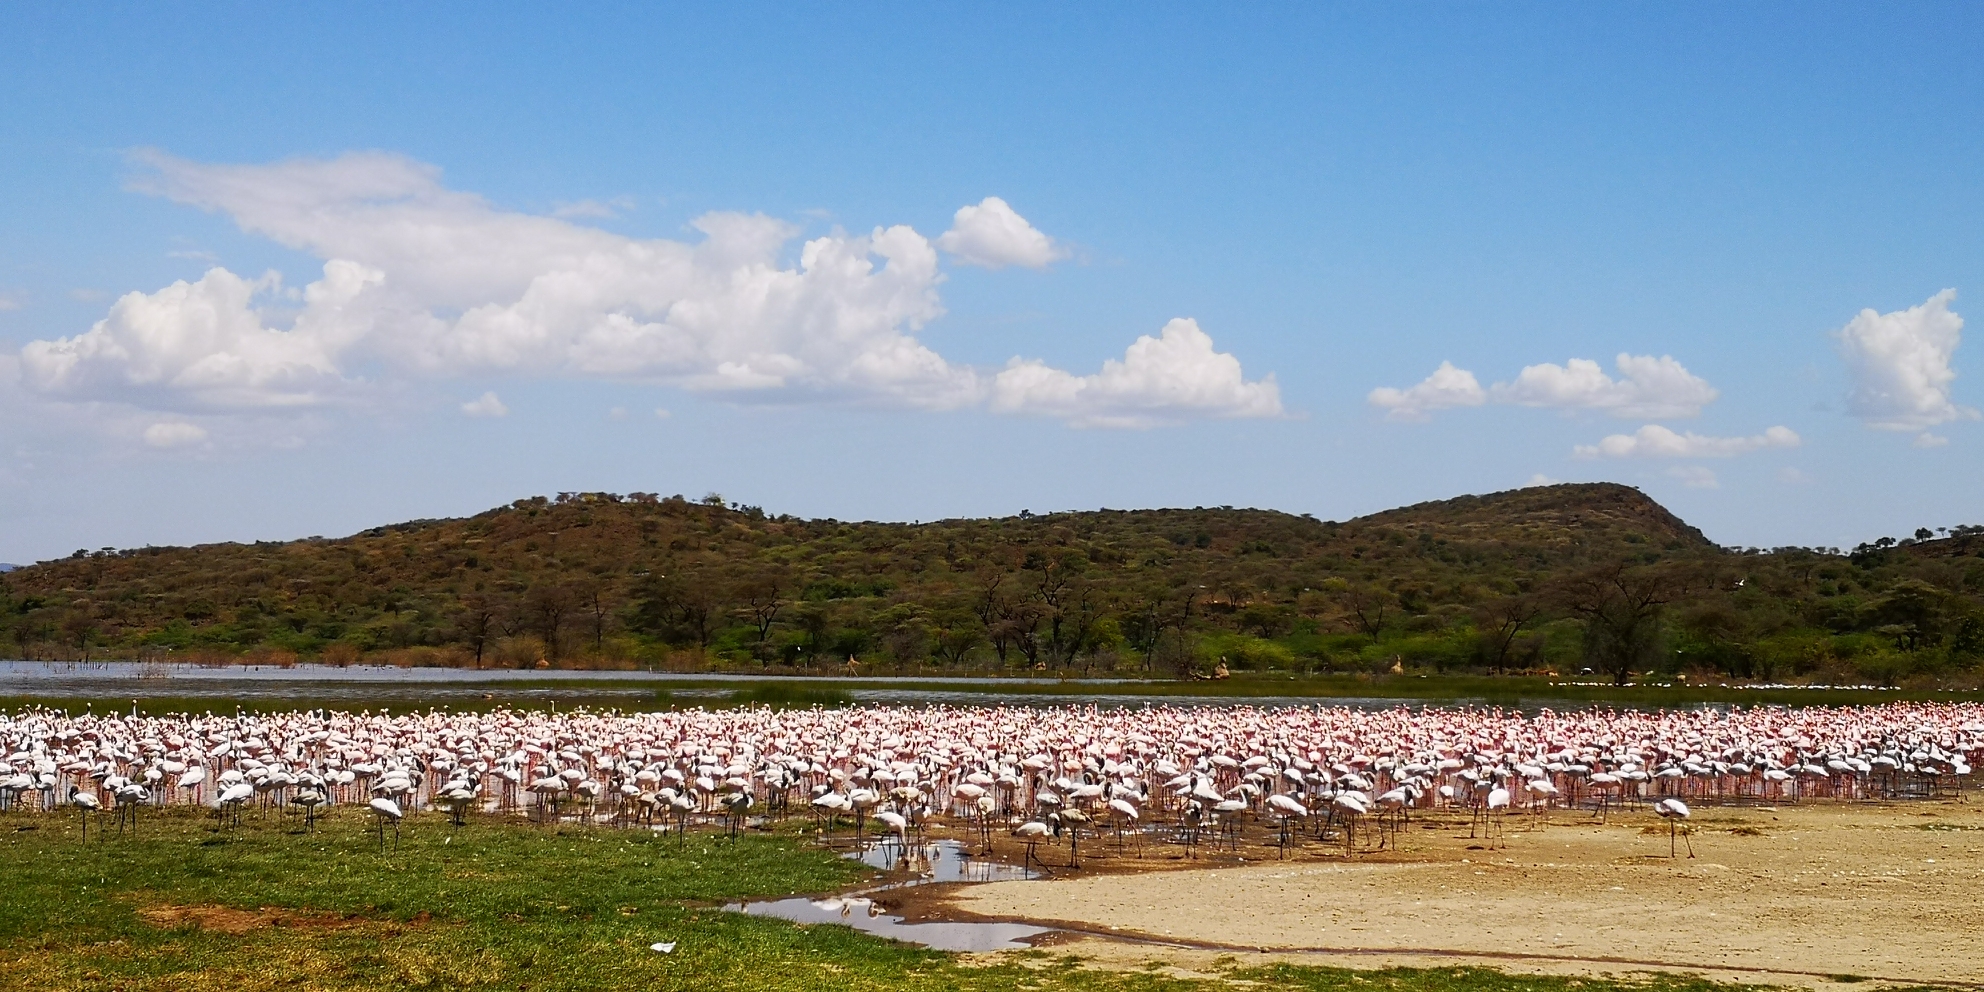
[974,572,1015,665]
[582,583,611,654]
[525,584,575,663]
[1564,562,1671,684]
[458,593,504,668]
[1473,595,1540,674]
[1339,585,1394,643]
[735,569,787,645]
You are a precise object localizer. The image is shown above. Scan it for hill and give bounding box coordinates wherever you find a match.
[3,484,1980,686]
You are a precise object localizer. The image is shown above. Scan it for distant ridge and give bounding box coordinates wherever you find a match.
[1,482,1976,686]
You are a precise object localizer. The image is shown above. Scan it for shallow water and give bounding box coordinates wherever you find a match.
[844,837,1039,885]
[0,660,1128,685]
[0,660,1430,711]
[723,839,1051,951]
[0,659,1742,713]
[724,895,1053,951]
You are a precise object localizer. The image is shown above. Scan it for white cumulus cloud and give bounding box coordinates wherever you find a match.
[8,152,1270,432]
[461,391,508,417]
[1836,289,1977,432]
[1573,424,1800,459]
[1371,353,1717,421]
[935,196,1066,270]
[20,263,378,411]
[1367,361,1485,421]
[1492,353,1718,418]
[990,318,1282,428]
[143,421,208,448]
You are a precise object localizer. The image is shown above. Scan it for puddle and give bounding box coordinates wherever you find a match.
[725,838,1050,950]
[845,838,1039,885]
[725,895,1052,951]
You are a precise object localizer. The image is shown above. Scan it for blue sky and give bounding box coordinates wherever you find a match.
[2,5,1981,562]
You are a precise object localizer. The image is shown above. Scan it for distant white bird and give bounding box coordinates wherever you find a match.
[649,941,676,954]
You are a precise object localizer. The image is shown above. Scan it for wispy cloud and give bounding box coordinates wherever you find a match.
[460,391,508,417]
[1666,465,1719,489]
[1574,424,1800,459]
[1373,353,1718,421]
[143,421,208,448]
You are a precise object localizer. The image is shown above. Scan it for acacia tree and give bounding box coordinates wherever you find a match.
[525,584,575,663]
[974,572,1015,665]
[1120,584,1171,672]
[456,593,505,668]
[627,566,722,650]
[1564,562,1670,684]
[1472,595,1539,674]
[1338,585,1394,643]
[928,607,984,668]
[734,567,788,646]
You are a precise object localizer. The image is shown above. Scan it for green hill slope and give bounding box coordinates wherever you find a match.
[4,484,1979,686]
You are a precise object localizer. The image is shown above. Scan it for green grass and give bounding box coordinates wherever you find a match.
[0,808,1922,992]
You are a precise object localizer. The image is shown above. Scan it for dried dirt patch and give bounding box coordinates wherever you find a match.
[947,802,1984,988]
[136,903,429,936]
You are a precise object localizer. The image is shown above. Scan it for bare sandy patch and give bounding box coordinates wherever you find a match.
[945,802,1984,987]
[136,902,428,935]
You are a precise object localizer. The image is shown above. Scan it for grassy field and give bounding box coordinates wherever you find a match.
[0,807,1897,992]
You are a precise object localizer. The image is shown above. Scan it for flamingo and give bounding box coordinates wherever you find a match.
[1055,808,1090,867]
[68,786,99,843]
[216,781,254,831]
[1266,793,1307,856]
[1484,786,1512,849]
[873,809,908,849]
[1655,797,1693,858]
[721,790,753,839]
[293,786,327,831]
[370,796,404,853]
[1107,796,1143,857]
[1011,819,1051,872]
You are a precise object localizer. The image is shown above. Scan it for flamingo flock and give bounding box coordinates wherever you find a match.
[0,701,1975,860]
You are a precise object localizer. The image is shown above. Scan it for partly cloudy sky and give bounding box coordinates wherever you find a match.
[1,6,1981,560]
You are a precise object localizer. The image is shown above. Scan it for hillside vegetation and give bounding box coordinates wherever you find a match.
[5,483,1982,686]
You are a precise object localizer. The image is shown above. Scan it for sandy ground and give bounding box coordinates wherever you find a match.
[939,802,1984,987]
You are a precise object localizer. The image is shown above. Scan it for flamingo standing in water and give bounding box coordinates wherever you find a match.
[1012,819,1051,873]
